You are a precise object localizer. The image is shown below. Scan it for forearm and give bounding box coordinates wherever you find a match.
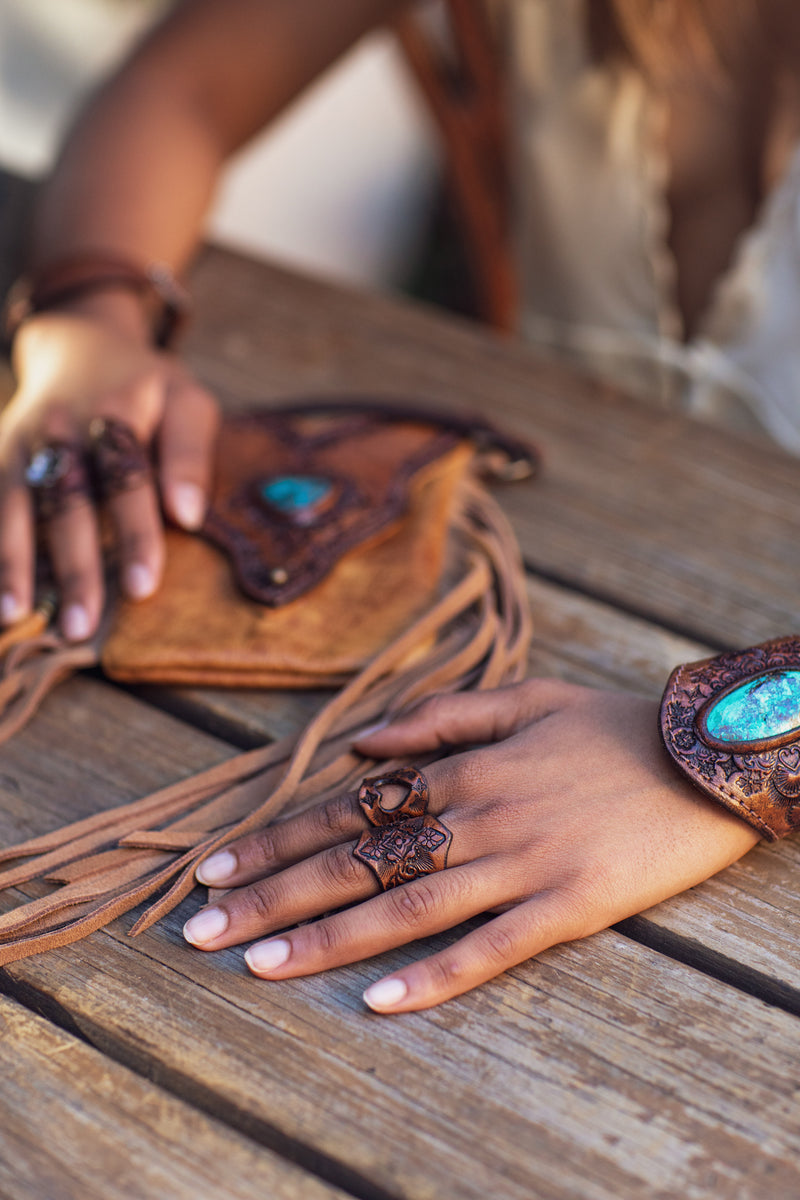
[32,0,413,275]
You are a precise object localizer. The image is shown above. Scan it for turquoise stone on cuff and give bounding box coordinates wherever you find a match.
[259,475,333,524]
[703,670,800,744]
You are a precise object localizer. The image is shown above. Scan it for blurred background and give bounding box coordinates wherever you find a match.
[0,0,442,290]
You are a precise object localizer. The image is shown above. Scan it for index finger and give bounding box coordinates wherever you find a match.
[195,752,485,890]
[0,447,35,624]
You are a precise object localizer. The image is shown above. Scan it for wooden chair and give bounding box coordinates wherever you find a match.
[393,0,516,330]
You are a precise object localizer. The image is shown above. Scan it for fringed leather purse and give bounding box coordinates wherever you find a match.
[0,398,534,964]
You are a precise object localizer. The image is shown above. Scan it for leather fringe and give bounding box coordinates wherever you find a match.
[0,481,531,963]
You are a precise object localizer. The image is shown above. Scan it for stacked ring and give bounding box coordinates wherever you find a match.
[353,767,452,891]
[88,417,152,499]
[24,440,91,520]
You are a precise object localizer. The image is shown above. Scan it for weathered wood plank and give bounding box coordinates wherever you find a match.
[149,572,706,747]
[182,246,800,649]
[6,901,800,1200]
[1,678,800,1199]
[0,994,349,1200]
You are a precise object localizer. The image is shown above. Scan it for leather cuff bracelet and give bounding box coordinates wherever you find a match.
[660,636,800,840]
[3,253,189,349]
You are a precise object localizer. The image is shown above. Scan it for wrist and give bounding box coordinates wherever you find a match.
[3,253,190,350]
[660,636,800,840]
[47,288,154,345]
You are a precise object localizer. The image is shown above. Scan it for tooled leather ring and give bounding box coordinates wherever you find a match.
[352,767,453,891]
[25,440,92,520]
[89,417,152,499]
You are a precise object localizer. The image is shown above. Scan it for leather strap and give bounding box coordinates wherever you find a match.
[0,480,531,961]
[4,253,189,348]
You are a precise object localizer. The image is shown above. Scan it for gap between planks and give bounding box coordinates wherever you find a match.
[98,571,800,1017]
[2,666,800,1196]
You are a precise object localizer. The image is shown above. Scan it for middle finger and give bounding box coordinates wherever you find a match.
[184,802,481,951]
[195,754,485,890]
[46,498,104,640]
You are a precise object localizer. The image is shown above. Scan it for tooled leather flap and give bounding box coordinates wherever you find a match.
[201,408,464,605]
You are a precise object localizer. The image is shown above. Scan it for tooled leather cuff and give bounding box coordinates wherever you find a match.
[3,254,189,348]
[660,636,800,840]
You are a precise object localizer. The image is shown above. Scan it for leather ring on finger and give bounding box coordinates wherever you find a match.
[357,766,430,825]
[89,417,152,500]
[25,440,92,520]
[353,766,453,891]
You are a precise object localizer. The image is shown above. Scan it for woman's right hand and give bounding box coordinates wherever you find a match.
[0,304,219,640]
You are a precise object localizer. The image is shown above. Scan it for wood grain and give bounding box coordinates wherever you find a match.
[182,246,800,649]
[5,900,800,1200]
[0,677,799,1198]
[0,993,349,1200]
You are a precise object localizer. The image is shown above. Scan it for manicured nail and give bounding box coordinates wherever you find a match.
[363,977,408,1011]
[245,938,291,973]
[171,482,205,530]
[183,906,228,946]
[0,593,22,625]
[61,604,91,641]
[124,562,156,599]
[196,850,237,886]
[353,719,389,742]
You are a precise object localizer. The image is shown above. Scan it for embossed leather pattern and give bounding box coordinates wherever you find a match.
[660,636,800,840]
[101,403,491,687]
[202,409,463,605]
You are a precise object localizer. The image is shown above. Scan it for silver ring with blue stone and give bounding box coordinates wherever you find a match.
[660,636,800,840]
[24,440,91,520]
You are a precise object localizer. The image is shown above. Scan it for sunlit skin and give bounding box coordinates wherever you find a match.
[0,0,407,637]
[183,683,759,1012]
[3,0,796,1008]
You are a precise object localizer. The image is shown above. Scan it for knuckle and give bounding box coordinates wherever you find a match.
[57,566,97,595]
[387,880,440,928]
[441,752,484,799]
[423,952,465,993]
[317,794,356,841]
[239,880,274,926]
[245,827,277,867]
[320,841,366,891]
[480,923,519,968]
[306,918,342,957]
[117,528,155,560]
[415,693,451,727]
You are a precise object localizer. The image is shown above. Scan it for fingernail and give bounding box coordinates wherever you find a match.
[363,977,408,1011]
[171,482,205,530]
[61,604,91,641]
[183,906,228,946]
[353,719,389,742]
[245,938,291,973]
[124,562,156,599]
[196,850,238,886]
[0,593,22,625]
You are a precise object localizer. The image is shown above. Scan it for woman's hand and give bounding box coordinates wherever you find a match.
[0,307,218,639]
[183,679,760,1012]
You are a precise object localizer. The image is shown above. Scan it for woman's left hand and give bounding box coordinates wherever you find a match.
[183,679,760,1011]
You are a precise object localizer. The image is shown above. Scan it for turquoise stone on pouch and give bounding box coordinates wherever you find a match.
[259,475,333,523]
[704,670,800,744]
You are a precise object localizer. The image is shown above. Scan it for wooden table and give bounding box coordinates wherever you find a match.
[3,233,800,1200]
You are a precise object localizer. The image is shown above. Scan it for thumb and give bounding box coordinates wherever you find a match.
[158,376,220,530]
[354,678,579,756]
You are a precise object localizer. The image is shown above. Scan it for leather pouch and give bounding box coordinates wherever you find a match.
[0,397,535,965]
[102,407,474,687]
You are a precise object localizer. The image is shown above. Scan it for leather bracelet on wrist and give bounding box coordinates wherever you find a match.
[2,253,190,349]
[660,636,800,840]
